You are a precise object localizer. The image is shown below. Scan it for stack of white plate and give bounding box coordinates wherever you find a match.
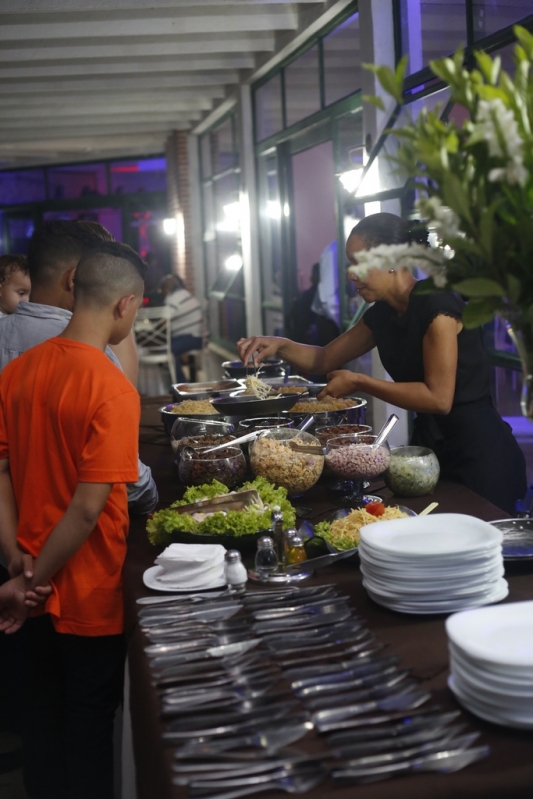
[446,601,533,729]
[359,513,508,614]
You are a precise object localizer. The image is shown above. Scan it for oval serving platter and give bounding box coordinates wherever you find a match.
[489,518,533,561]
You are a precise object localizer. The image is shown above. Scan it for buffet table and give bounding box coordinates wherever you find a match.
[124,397,533,799]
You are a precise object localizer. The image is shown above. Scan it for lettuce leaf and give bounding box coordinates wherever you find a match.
[146,476,296,546]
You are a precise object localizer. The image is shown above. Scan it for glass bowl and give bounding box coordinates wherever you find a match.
[325,434,390,506]
[249,428,324,497]
[171,433,236,463]
[170,416,234,443]
[160,403,222,436]
[314,423,373,447]
[178,445,247,489]
[383,446,440,496]
[237,417,295,433]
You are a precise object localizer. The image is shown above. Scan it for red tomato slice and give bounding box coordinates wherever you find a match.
[365,501,385,517]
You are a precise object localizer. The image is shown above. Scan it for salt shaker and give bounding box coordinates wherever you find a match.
[225,549,248,590]
[255,536,279,575]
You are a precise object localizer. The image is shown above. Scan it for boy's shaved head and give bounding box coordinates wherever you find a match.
[27,220,115,287]
[74,242,146,307]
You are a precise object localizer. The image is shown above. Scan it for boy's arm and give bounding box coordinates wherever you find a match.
[0,458,52,606]
[0,457,21,570]
[29,481,112,588]
[0,481,112,634]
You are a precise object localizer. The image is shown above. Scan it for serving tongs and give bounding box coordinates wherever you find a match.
[174,489,261,516]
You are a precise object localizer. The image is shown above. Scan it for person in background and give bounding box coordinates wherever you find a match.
[159,273,204,383]
[311,241,341,346]
[238,212,526,515]
[0,221,158,516]
[285,262,319,345]
[0,242,145,799]
[0,255,31,317]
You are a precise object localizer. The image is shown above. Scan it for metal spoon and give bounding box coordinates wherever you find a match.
[373,413,399,450]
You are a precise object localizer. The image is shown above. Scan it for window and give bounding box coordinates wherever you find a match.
[47,163,107,200]
[110,158,166,194]
[285,45,321,127]
[472,1,533,41]
[255,74,283,142]
[399,1,468,78]
[323,12,361,106]
[199,111,245,349]
[0,169,46,206]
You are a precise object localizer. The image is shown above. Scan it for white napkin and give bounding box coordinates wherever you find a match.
[155,543,226,587]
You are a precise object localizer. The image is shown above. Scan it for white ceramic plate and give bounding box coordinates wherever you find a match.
[448,675,533,729]
[360,567,504,598]
[359,549,504,583]
[358,542,502,573]
[446,600,533,667]
[364,578,509,615]
[450,654,533,700]
[449,645,533,688]
[143,565,227,593]
[360,513,502,558]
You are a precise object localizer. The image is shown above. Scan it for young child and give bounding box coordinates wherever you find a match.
[0,241,146,799]
[0,255,31,316]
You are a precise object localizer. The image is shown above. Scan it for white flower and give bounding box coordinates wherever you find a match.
[348,242,448,288]
[475,98,527,186]
[417,197,461,241]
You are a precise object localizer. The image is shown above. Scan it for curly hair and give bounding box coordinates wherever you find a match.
[0,254,29,286]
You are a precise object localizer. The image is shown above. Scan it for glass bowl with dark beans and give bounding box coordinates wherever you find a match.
[178,445,247,489]
[325,433,390,506]
[171,433,236,463]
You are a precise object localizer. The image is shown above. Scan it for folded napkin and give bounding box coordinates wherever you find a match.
[155,543,226,587]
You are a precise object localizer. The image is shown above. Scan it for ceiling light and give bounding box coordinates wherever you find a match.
[163,218,177,235]
[225,253,243,271]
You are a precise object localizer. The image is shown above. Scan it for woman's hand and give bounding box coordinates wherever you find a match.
[318,370,364,399]
[237,336,286,367]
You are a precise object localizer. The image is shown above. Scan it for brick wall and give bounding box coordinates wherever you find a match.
[165,130,195,293]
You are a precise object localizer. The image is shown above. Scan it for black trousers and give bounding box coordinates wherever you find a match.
[22,614,125,799]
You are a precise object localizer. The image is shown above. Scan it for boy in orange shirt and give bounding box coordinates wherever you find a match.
[0,241,146,799]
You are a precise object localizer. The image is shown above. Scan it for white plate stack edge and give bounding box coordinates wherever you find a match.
[359,513,508,615]
[446,600,533,729]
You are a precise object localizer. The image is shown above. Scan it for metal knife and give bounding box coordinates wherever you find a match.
[313,691,432,731]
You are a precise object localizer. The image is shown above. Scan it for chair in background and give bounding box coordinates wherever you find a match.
[133,306,177,394]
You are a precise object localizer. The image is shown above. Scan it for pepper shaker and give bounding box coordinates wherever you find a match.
[225,550,248,591]
[255,536,279,575]
[270,505,284,567]
[285,534,307,565]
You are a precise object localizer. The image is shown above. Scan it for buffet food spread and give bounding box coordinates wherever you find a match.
[128,391,533,799]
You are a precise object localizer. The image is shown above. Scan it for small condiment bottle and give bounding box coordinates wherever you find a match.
[225,550,248,590]
[271,505,284,564]
[285,534,308,566]
[283,528,298,565]
[255,536,279,575]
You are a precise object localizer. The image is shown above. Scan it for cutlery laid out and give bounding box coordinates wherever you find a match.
[137,582,488,796]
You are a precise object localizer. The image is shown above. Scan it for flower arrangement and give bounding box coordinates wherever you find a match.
[351,25,533,344]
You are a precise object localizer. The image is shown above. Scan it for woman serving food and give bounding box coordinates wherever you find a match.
[238,212,526,515]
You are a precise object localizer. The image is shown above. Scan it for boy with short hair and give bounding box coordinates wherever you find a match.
[0,241,146,799]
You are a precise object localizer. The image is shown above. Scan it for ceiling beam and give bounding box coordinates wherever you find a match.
[0,55,256,78]
[0,74,239,93]
[0,6,299,41]
[0,32,277,61]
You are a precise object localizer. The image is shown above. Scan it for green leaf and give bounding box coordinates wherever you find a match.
[363,62,404,105]
[462,298,500,328]
[440,172,474,225]
[452,278,505,297]
[514,26,533,60]
[362,94,386,111]
[475,50,500,85]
